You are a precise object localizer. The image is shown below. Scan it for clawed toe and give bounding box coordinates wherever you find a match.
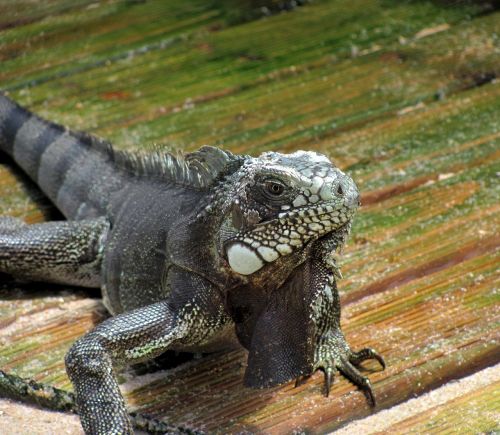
[324,366,333,397]
[312,336,385,406]
[350,347,386,370]
[361,380,376,407]
[294,374,312,388]
[338,355,377,407]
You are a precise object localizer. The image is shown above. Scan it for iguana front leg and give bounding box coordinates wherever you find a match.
[66,267,230,434]
[308,258,385,405]
[0,217,108,287]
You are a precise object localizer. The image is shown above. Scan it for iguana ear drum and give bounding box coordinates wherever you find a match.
[226,242,264,275]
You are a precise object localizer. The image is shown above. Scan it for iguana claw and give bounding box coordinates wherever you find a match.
[324,366,334,397]
[294,374,311,388]
[350,347,386,370]
[312,332,385,406]
[337,354,376,406]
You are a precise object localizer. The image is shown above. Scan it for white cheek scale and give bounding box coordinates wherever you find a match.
[227,243,264,275]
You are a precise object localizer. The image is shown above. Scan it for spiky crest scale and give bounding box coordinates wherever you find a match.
[74,129,246,190]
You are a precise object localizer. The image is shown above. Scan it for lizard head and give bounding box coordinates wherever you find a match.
[220,150,359,276]
[214,150,360,388]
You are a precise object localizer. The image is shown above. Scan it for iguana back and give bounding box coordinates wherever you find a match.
[0,95,241,221]
[0,94,246,313]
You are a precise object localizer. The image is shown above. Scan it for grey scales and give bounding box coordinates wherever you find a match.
[0,93,385,434]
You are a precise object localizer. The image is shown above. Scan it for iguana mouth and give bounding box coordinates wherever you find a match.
[225,203,355,276]
[255,202,356,229]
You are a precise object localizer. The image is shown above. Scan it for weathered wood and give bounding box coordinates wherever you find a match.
[0,0,499,433]
[380,371,500,434]
[388,381,500,434]
[335,363,500,434]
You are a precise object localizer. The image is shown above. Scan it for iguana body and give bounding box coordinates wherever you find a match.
[0,94,384,434]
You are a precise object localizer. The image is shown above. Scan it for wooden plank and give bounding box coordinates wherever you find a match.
[387,381,500,434]
[336,363,500,434]
[0,0,499,433]
[381,373,500,434]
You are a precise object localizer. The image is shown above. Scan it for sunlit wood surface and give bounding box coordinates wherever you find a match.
[0,1,499,433]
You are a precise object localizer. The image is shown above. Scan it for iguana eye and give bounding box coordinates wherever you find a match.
[337,184,344,196]
[266,181,285,196]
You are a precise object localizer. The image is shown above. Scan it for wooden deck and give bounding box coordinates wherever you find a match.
[0,1,499,433]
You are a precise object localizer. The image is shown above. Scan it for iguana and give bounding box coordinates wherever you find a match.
[0,94,385,434]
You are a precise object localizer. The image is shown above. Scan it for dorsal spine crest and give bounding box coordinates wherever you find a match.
[74,130,246,190]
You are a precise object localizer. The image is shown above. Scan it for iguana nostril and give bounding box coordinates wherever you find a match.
[337,184,344,196]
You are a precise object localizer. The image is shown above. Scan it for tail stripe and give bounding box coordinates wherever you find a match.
[29,120,66,184]
[56,152,117,220]
[37,132,85,202]
[13,115,62,180]
[0,100,26,155]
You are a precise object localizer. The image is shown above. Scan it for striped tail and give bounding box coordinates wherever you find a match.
[0,94,124,220]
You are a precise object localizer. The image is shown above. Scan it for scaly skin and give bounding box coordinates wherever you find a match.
[0,94,385,434]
